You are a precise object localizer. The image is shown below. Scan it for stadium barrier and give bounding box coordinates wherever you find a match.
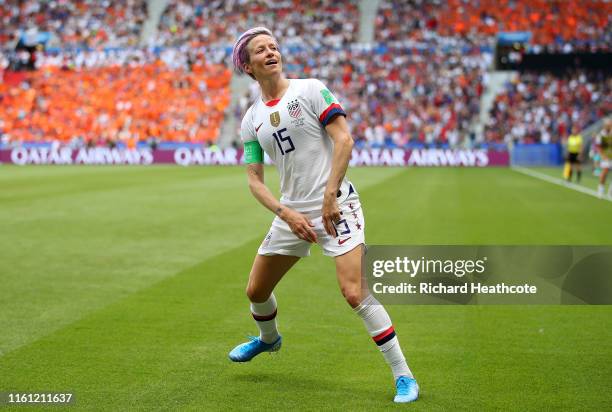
[1,147,510,167]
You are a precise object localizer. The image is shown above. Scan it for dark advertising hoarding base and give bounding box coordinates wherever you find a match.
[0,147,510,167]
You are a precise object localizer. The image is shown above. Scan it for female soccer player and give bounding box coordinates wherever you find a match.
[596,119,612,198]
[229,27,418,403]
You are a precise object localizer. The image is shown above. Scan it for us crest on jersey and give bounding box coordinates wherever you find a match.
[287,99,302,118]
[270,111,281,127]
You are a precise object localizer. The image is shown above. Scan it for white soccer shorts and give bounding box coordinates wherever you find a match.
[258,190,365,258]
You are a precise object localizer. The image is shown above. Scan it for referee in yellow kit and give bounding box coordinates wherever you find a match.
[565,126,583,183]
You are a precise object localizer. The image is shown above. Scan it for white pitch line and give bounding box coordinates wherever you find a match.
[512,166,612,202]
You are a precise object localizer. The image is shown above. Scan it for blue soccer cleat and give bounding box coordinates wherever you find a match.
[228,335,282,362]
[394,376,419,403]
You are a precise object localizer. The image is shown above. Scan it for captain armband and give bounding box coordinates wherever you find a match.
[244,140,264,164]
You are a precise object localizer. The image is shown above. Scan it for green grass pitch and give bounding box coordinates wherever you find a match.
[0,165,611,410]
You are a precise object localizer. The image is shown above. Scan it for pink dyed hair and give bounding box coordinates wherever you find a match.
[232,27,279,79]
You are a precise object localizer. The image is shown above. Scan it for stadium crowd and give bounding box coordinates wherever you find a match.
[376,0,611,53]
[0,0,610,149]
[485,71,611,144]
[154,0,359,48]
[0,55,230,145]
[0,0,147,50]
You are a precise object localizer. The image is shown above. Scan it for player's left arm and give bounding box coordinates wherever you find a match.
[322,115,354,237]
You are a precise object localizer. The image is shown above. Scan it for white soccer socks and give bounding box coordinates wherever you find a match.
[598,183,612,198]
[250,293,280,344]
[355,295,413,380]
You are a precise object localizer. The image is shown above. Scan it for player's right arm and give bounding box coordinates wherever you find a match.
[242,112,317,243]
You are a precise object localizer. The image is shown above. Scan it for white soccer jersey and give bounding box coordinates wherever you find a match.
[241,78,353,211]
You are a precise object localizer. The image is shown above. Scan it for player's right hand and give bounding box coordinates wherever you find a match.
[279,207,317,243]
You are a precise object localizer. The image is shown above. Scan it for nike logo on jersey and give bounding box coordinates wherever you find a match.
[338,237,351,245]
[255,123,263,133]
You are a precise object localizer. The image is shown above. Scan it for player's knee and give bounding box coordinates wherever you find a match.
[245,284,269,303]
[341,287,362,308]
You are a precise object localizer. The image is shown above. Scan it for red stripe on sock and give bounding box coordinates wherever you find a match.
[252,309,277,322]
[372,325,395,342]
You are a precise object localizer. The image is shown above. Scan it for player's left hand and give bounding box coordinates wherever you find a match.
[322,193,341,237]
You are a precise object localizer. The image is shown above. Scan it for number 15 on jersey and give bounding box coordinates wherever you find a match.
[273,128,295,155]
